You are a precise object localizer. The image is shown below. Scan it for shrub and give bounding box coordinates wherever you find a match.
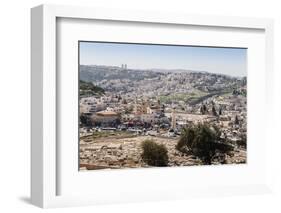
[80,113,92,127]
[176,123,233,164]
[236,134,247,148]
[141,140,169,167]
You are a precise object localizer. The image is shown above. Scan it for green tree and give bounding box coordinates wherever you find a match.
[200,104,208,115]
[141,140,169,166]
[212,105,217,116]
[219,107,222,115]
[234,115,239,125]
[176,123,233,164]
[80,113,92,127]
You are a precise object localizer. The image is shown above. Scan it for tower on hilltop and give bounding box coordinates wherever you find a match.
[121,64,127,70]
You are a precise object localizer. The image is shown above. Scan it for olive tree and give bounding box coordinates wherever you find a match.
[176,123,233,164]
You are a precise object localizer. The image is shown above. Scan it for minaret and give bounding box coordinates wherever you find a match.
[171,107,176,129]
[134,97,138,114]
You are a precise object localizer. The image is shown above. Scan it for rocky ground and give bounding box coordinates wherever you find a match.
[79,134,246,170]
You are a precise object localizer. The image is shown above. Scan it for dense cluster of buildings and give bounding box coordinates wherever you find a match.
[80,93,246,143]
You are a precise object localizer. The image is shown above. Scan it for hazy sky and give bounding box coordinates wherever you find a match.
[79,41,247,77]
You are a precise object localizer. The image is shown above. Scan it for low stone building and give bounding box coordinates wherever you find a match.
[91,110,120,127]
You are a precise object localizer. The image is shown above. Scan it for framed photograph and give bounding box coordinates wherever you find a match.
[31,4,274,208]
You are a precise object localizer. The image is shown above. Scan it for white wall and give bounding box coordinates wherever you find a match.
[0,0,280,212]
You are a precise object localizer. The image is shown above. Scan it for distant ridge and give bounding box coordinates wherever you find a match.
[80,64,245,79]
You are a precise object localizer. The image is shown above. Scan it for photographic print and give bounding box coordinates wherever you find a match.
[79,42,247,171]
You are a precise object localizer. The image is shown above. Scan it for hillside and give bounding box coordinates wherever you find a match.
[80,80,105,97]
[80,65,162,82]
[79,65,245,97]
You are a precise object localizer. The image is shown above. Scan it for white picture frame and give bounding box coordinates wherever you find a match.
[31,4,274,208]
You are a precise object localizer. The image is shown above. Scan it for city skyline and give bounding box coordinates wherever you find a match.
[79,41,247,77]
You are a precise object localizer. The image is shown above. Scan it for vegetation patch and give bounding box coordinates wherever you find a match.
[141,139,169,167]
[159,91,207,103]
[80,80,105,97]
[176,123,234,164]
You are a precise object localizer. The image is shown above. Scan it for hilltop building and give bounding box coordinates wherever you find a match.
[121,64,127,70]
